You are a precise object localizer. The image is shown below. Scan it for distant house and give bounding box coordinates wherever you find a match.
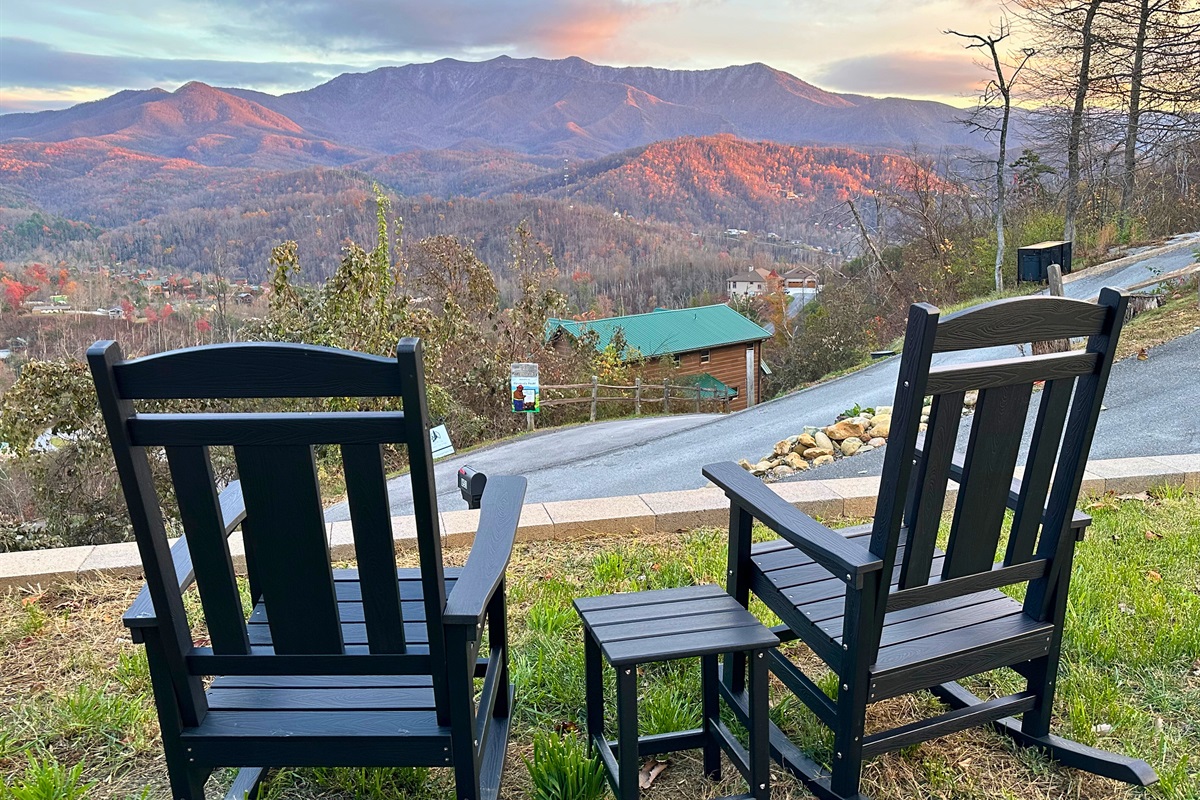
[780,266,822,304]
[546,304,772,411]
[726,267,778,298]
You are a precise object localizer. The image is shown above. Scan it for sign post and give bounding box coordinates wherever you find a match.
[510,363,540,415]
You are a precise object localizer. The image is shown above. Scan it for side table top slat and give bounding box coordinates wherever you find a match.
[575,585,778,666]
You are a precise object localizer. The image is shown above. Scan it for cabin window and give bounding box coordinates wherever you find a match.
[730,386,739,397]
[671,353,681,366]
[700,349,710,364]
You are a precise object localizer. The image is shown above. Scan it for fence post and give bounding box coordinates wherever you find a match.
[695,386,701,413]
[590,375,598,422]
[723,390,730,414]
[527,412,534,431]
[663,378,670,413]
[635,377,642,415]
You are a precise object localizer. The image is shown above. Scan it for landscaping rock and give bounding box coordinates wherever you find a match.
[783,453,810,470]
[796,433,817,449]
[858,445,875,454]
[814,431,834,451]
[812,454,835,467]
[868,437,886,448]
[803,447,835,459]
[769,465,795,479]
[773,439,792,456]
[826,419,867,441]
[869,418,891,438]
[840,438,863,456]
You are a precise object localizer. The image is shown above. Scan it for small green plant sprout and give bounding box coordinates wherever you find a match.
[840,403,874,418]
[523,729,607,800]
[2,757,97,800]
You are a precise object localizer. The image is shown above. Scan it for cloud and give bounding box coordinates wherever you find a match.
[0,38,362,92]
[201,0,650,58]
[815,51,987,98]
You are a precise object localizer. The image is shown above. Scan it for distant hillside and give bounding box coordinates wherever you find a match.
[512,134,914,231]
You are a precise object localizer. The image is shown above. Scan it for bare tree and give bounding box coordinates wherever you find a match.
[947,19,1036,290]
[1014,0,1110,243]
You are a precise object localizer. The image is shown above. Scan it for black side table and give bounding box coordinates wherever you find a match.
[574,584,778,800]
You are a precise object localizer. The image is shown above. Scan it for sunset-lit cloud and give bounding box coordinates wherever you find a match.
[816,52,989,98]
[1,0,1005,112]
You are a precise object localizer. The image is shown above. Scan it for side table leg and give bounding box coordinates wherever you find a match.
[584,633,604,755]
[701,654,721,781]
[616,665,640,800]
[749,649,770,800]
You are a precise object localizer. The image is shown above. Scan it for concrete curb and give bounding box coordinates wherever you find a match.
[2,455,1197,593]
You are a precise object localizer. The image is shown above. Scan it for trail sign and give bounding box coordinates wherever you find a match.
[510,363,540,413]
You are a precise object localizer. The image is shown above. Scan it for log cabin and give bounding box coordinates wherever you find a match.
[546,304,772,411]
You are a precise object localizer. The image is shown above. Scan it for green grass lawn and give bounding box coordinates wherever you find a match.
[1,488,1197,799]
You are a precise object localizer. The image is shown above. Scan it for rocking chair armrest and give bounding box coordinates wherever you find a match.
[444,475,527,628]
[122,481,247,632]
[931,451,1092,538]
[703,462,883,586]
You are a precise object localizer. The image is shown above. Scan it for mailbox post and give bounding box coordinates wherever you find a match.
[457,466,487,510]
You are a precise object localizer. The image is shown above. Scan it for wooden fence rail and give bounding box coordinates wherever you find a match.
[536,375,731,426]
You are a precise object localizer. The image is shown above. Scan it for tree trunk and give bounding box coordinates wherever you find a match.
[1064,0,1104,244]
[1118,0,1150,240]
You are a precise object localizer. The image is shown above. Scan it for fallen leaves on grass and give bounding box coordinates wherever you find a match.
[1145,530,1164,540]
[1146,570,1162,583]
[639,758,669,789]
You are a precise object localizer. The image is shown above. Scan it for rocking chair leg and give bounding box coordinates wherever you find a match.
[932,681,1158,787]
[165,762,209,800]
[829,681,868,800]
[1020,653,1058,738]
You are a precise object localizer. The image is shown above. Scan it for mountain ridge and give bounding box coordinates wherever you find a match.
[1,55,983,161]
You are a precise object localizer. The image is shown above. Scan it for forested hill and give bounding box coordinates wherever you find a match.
[518,135,915,230]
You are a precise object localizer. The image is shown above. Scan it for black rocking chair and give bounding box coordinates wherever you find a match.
[705,289,1157,800]
[90,338,526,800]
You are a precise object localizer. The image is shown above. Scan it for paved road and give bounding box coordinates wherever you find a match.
[330,234,1199,517]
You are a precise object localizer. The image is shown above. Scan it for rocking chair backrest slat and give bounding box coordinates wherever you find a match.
[874,289,1128,637]
[1006,377,1074,565]
[235,443,343,654]
[941,382,1033,580]
[165,445,250,655]
[113,342,405,398]
[127,413,408,447]
[925,351,1098,394]
[88,338,447,684]
[342,443,407,654]
[931,296,1109,352]
[898,391,964,590]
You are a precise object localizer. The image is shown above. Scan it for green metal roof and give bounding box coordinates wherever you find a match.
[546,304,770,358]
[678,372,732,397]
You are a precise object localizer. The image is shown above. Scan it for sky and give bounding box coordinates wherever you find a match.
[0,0,1009,115]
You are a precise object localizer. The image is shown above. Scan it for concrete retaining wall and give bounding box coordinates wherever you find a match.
[2,454,1197,592]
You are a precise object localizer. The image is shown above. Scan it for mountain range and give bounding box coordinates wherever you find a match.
[0,56,981,289]
[1,55,982,165]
